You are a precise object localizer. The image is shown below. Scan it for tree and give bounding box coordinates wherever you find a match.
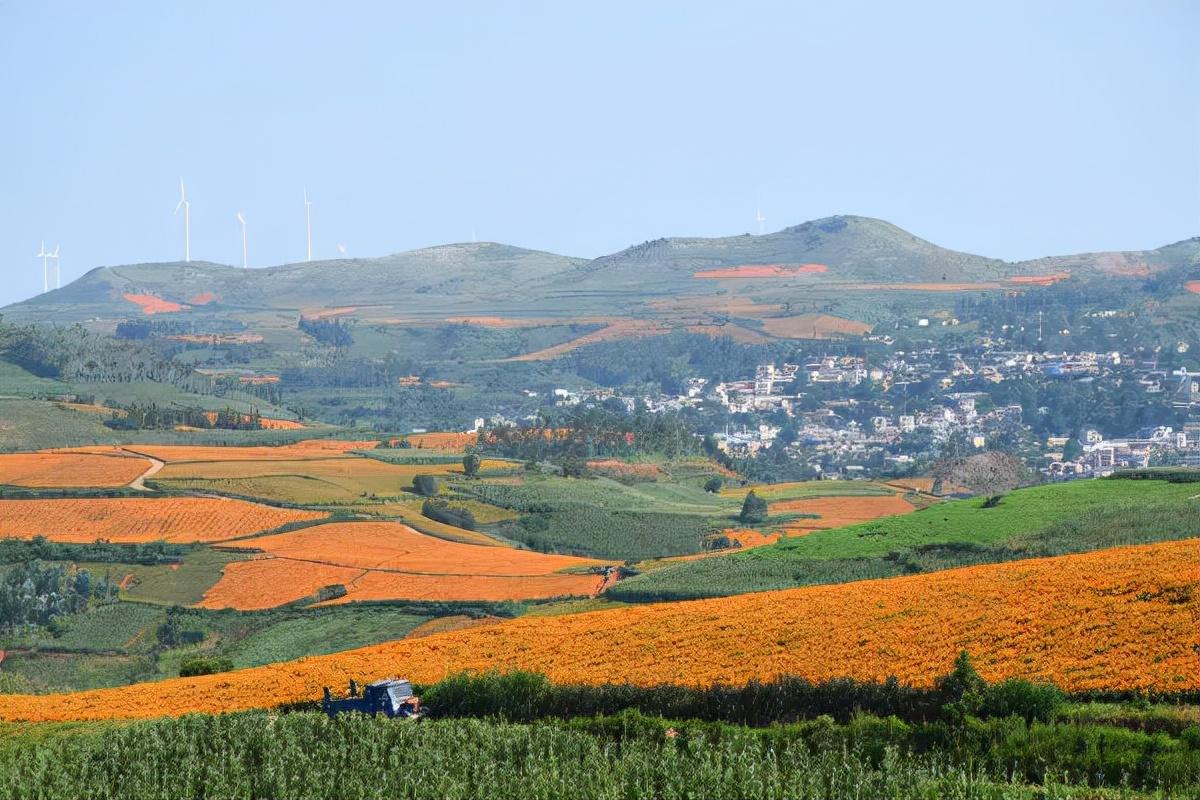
[412,474,440,496]
[936,650,987,722]
[462,453,481,477]
[1062,438,1083,461]
[703,476,723,494]
[739,490,768,524]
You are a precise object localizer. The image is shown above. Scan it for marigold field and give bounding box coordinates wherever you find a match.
[3,540,1194,722]
[103,439,378,462]
[199,521,609,608]
[771,494,915,534]
[0,451,150,487]
[154,456,510,504]
[0,497,326,543]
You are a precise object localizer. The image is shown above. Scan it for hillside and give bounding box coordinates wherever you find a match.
[6,216,1196,328]
[0,539,1193,721]
[7,243,588,323]
[608,478,1200,602]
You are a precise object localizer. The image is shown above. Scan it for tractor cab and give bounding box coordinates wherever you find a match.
[322,678,423,719]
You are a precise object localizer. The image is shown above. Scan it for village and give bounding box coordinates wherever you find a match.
[537,341,1200,480]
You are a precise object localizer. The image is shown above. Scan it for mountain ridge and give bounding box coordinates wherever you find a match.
[6,215,1197,324]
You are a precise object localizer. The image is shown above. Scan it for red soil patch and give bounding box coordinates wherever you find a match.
[1009,272,1070,286]
[694,264,828,279]
[238,374,280,385]
[123,293,182,314]
[1186,281,1200,295]
[188,292,218,305]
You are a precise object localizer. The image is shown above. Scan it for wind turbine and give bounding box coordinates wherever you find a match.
[303,188,312,262]
[175,179,191,262]
[36,241,49,293]
[237,212,247,268]
[50,244,61,289]
[756,207,766,236]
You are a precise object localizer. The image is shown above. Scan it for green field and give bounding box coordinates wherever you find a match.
[0,600,458,692]
[1,668,1197,799]
[608,479,1200,602]
[88,549,247,606]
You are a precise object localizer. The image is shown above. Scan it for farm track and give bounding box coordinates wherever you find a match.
[120,449,165,491]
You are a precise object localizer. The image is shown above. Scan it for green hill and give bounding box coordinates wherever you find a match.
[606,478,1200,603]
[6,216,1195,327]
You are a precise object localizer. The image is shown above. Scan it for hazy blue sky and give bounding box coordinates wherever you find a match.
[1,0,1196,305]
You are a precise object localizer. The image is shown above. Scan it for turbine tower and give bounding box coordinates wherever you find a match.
[756,207,766,236]
[36,241,49,293]
[237,212,247,268]
[303,188,312,262]
[175,179,191,262]
[50,244,61,289]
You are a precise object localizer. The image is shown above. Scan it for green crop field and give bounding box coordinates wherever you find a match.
[609,479,1200,602]
[502,505,723,560]
[1,693,1197,799]
[91,549,247,606]
[218,608,429,668]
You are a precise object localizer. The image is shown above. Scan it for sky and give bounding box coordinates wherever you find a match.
[0,0,1197,306]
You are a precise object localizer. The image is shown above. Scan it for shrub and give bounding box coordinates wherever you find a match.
[739,490,768,524]
[979,678,1065,723]
[421,499,477,530]
[462,454,481,477]
[412,474,440,496]
[704,476,723,493]
[179,657,234,677]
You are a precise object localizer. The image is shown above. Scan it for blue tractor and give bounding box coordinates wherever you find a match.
[322,678,424,719]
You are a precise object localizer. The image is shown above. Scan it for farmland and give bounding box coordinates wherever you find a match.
[610,478,1200,601]
[0,452,150,488]
[152,454,512,505]
[5,706,1199,800]
[0,539,1193,722]
[199,521,609,609]
[0,497,326,543]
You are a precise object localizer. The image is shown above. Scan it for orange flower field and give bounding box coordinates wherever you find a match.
[0,497,326,543]
[3,540,1194,722]
[98,439,379,463]
[771,494,915,534]
[200,521,609,609]
[0,452,150,488]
